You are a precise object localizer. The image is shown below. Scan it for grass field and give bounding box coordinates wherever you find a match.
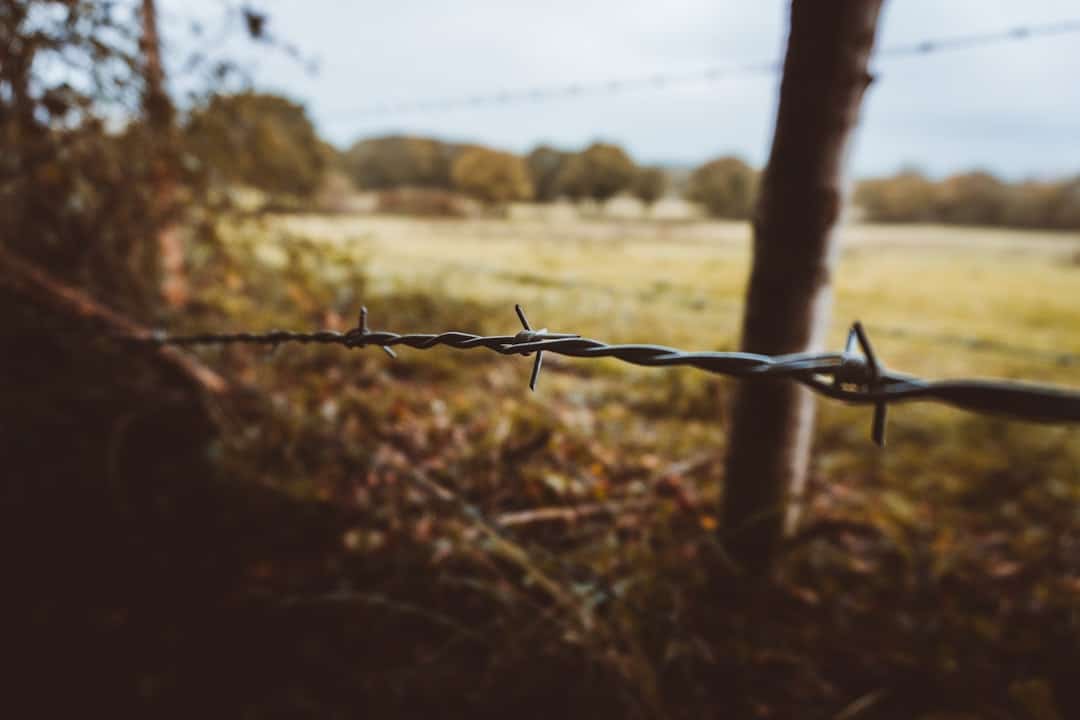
[186,212,1080,716]
[275,213,1080,396]
[266,212,1080,486]
[279,214,1080,363]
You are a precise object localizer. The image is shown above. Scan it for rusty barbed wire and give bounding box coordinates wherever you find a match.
[130,304,1080,447]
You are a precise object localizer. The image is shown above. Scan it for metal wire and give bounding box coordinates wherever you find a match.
[129,304,1080,447]
[350,19,1080,117]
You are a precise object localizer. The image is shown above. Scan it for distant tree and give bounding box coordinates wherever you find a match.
[526,145,569,202]
[451,147,533,205]
[1048,177,1080,229]
[854,169,937,223]
[936,171,1009,226]
[1000,180,1056,229]
[185,92,326,198]
[685,156,758,219]
[856,171,1080,230]
[632,166,667,208]
[343,136,455,190]
[317,140,345,173]
[557,142,637,203]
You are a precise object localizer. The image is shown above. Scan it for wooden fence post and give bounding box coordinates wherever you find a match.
[721,0,886,573]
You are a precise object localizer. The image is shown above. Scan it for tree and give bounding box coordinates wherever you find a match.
[686,156,758,218]
[1048,177,1080,229]
[343,135,456,190]
[2,0,176,315]
[526,145,569,203]
[721,0,886,574]
[935,171,1008,226]
[1,0,277,313]
[557,142,637,203]
[854,169,937,223]
[632,166,667,208]
[451,147,533,205]
[185,92,327,199]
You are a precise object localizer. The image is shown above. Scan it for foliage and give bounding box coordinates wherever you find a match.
[853,169,939,223]
[343,135,460,190]
[936,171,1010,226]
[685,156,758,219]
[1,0,172,315]
[632,166,667,207]
[451,146,533,206]
[557,142,637,202]
[856,169,1080,230]
[526,145,570,202]
[184,92,327,199]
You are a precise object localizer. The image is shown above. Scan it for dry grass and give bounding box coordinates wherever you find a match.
[131,211,1080,717]
[277,213,1080,379]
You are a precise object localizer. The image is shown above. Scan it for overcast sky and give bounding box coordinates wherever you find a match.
[168,1,1080,179]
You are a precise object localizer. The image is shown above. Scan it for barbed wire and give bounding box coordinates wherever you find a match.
[129,304,1080,447]
[351,19,1080,117]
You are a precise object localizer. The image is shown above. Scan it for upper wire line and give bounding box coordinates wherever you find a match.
[351,19,1080,117]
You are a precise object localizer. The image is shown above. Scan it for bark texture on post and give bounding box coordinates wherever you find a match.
[721,0,885,572]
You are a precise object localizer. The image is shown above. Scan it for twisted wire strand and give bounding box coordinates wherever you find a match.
[130,305,1080,445]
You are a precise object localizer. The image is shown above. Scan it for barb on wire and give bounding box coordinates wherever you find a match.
[128,304,1080,447]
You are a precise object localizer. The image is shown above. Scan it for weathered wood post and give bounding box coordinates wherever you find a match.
[721,0,886,572]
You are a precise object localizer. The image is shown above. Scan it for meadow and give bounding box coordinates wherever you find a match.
[277,211,1080,412]
[163,210,1080,716]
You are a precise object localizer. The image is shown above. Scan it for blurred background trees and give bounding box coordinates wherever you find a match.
[184,92,327,201]
[856,169,1080,229]
[685,156,758,219]
[450,146,533,206]
[632,166,667,208]
[556,141,637,203]
[853,169,938,223]
[1,0,181,315]
[525,144,570,203]
[343,135,456,190]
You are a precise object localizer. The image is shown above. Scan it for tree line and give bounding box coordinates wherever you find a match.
[176,92,1080,230]
[855,170,1080,230]
[339,134,768,216]
[173,93,747,214]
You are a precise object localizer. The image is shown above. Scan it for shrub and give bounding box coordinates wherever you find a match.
[855,171,1080,230]
[451,147,533,205]
[935,171,1010,226]
[557,142,637,203]
[344,136,458,190]
[685,156,758,219]
[526,145,570,203]
[632,166,668,208]
[185,92,327,199]
[853,170,938,223]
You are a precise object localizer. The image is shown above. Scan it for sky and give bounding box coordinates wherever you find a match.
[166,0,1080,180]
